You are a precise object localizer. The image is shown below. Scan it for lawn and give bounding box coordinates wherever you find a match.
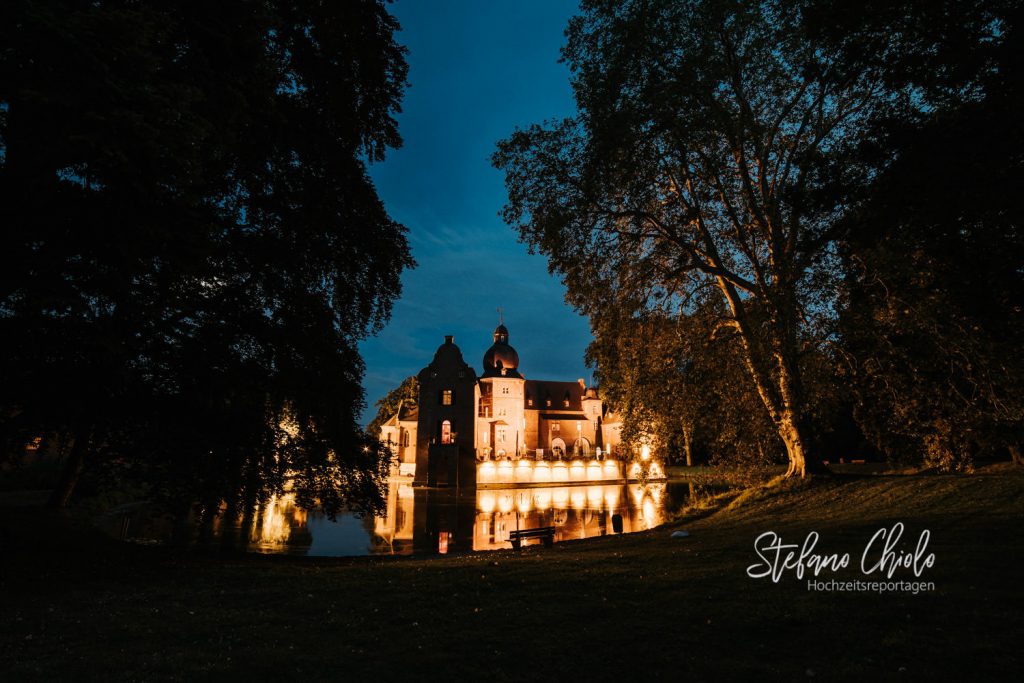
[2,469,1022,681]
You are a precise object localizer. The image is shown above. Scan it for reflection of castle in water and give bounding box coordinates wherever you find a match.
[246,479,669,556]
[372,480,668,555]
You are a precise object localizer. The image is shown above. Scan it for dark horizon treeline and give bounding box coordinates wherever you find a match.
[0,0,414,520]
[495,0,1023,474]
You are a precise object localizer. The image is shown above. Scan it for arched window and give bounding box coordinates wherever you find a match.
[574,437,591,457]
[441,420,452,444]
[551,437,566,459]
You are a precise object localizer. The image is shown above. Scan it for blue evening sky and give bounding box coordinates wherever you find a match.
[360,0,591,426]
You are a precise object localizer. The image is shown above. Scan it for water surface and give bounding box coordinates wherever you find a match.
[232,480,691,557]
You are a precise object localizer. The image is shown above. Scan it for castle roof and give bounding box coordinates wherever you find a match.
[524,379,587,411]
[384,403,419,426]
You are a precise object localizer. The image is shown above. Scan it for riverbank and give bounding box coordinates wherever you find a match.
[2,469,1021,681]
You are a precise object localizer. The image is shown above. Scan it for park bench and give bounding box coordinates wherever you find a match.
[508,526,555,549]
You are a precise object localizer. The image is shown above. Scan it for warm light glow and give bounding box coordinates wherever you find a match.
[515,491,532,513]
[498,493,514,513]
[604,487,620,508]
[479,492,496,514]
[569,460,586,481]
[640,444,651,461]
[497,460,514,483]
[533,488,552,510]
[570,489,586,509]
[587,486,603,507]
[629,462,642,479]
[629,483,645,506]
[515,460,533,482]
[479,461,496,483]
[603,460,620,479]
[649,482,665,505]
[533,461,552,483]
[648,461,664,479]
[587,461,602,481]
[258,494,293,544]
[552,486,570,509]
[552,462,569,482]
[642,496,656,528]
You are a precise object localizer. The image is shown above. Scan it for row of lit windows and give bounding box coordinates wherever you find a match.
[446,387,601,415]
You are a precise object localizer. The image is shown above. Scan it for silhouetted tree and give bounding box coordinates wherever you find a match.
[827,1,1024,469]
[0,0,413,516]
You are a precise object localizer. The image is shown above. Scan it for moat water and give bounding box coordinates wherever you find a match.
[176,479,694,557]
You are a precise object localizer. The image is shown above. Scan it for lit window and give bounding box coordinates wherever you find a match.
[502,386,510,395]
[441,389,453,405]
[498,407,507,417]
[482,431,489,445]
[402,432,410,447]
[564,399,570,407]
[576,421,582,434]
[528,398,534,406]
[545,399,551,407]
[497,428,506,443]
[551,422,560,434]
[441,420,452,444]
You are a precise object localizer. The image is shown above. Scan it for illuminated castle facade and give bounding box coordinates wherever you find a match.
[380,323,633,487]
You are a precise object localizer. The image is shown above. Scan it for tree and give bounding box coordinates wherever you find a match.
[367,376,419,441]
[494,0,905,477]
[587,295,780,470]
[0,0,413,517]
[832,1,1024,469]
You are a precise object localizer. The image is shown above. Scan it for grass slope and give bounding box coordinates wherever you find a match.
[2,471,1022,681]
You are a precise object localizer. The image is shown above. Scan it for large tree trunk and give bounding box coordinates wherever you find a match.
[682,422,694,467]
[46,429,91,508]
[715,278,821,479]
[778,410,810,478]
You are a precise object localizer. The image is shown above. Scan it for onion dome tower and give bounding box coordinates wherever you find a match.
[482,323,522,378]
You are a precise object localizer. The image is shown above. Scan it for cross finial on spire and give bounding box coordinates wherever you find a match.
[497,306,504,324]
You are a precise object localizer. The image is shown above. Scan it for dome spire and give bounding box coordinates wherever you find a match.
[483,313,520,377]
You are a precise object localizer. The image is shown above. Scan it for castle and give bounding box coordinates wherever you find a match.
[379,322,645,487]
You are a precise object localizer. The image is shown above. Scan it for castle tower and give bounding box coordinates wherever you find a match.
[414,335,477,486]
[477,322,527,458]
